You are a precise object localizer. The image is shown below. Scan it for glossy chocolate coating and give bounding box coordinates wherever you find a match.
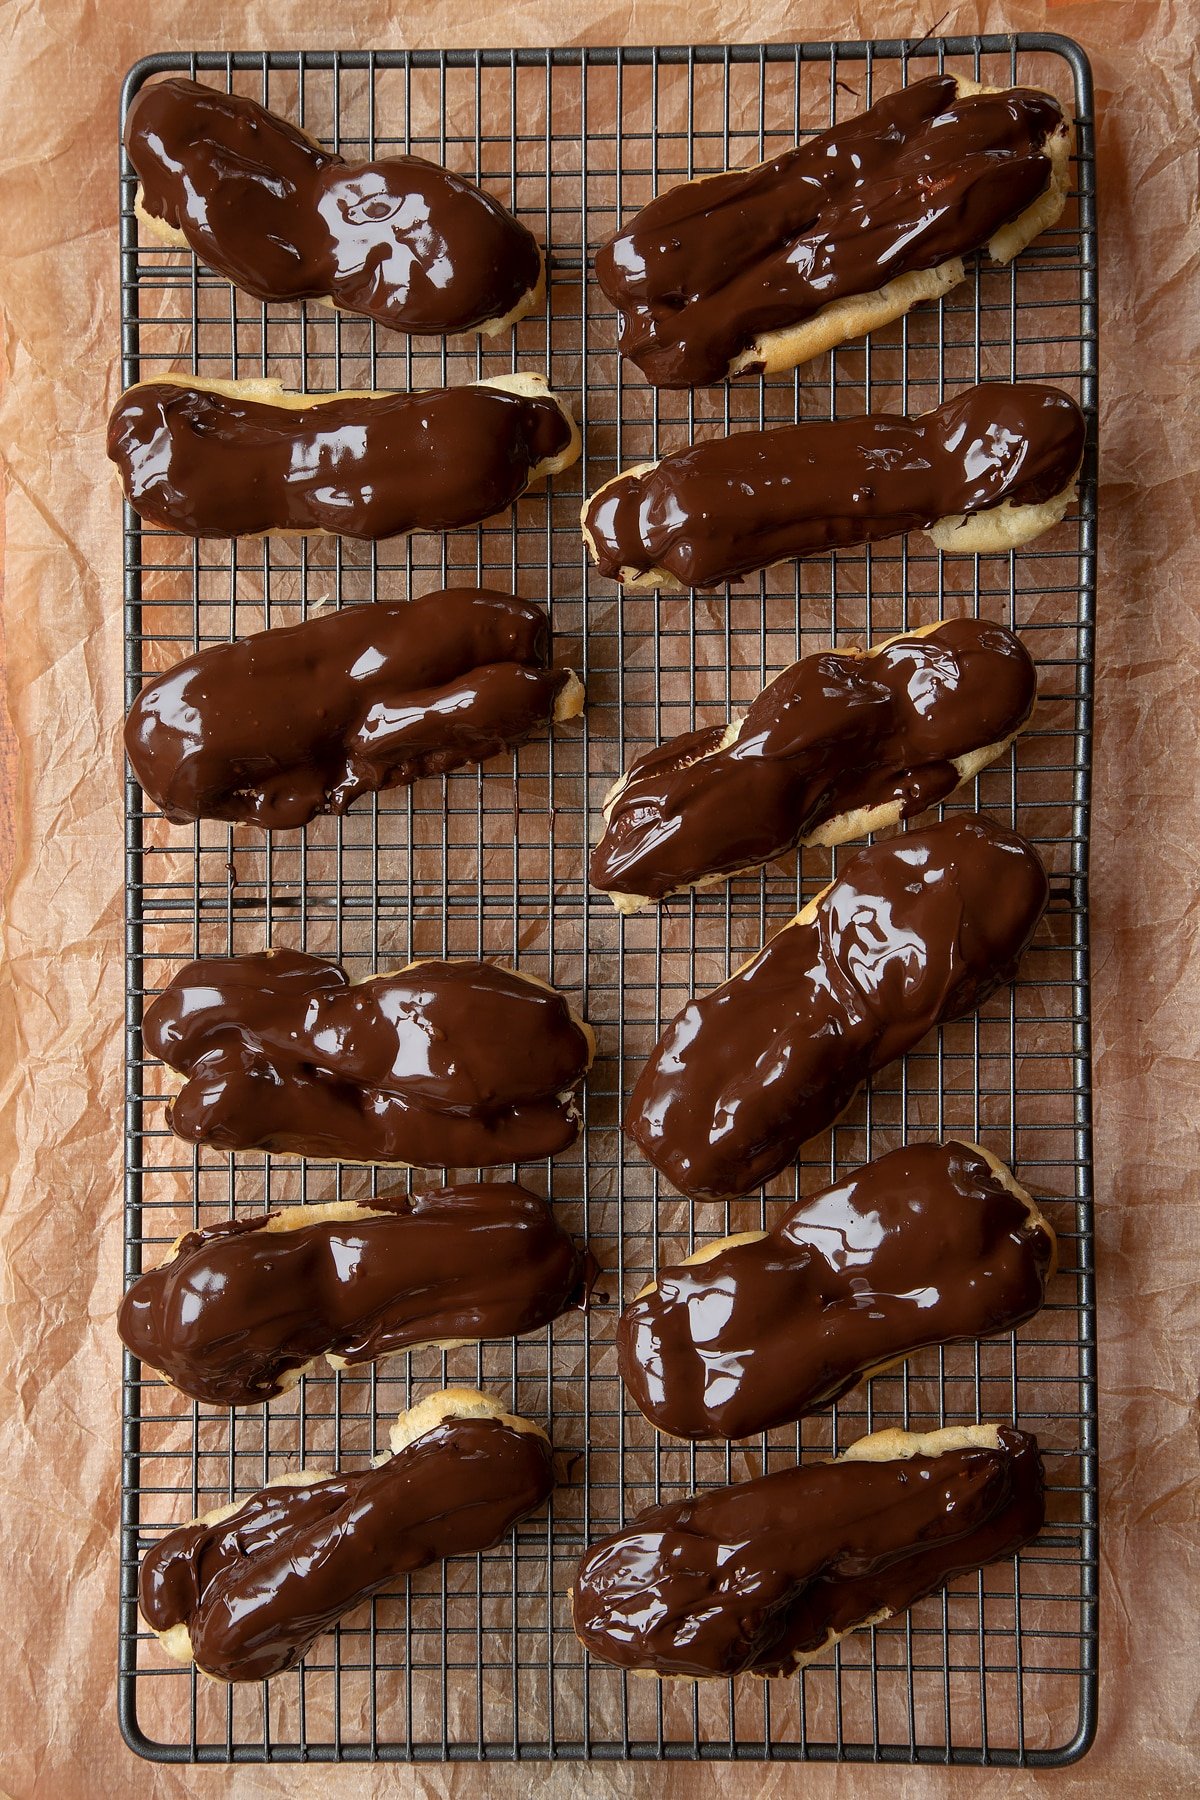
[596,76,1065,387]
[120,1184,593,1407]
[619,1142,1052,1439]
[592,619,1036,902]
[584,383,1084,589]
[143,949,592,1166]
[572,1426,1044,1677]
[125,589,577,829]
[107,379,575,540]
[126,78,542,334]
[140,1412,553,1681]
[627,814,1049,1201]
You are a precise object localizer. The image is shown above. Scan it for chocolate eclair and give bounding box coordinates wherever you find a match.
[140,1388,554,1682]
[126,77,544,337]
[619,1141,1055,1439]
[108,372,580,540]
[143,949,594,1166]
[582,383,1085,590]
[120,1185,595,1407]
[126,588,584,829]
[592,617,1036,910]
[572,1423,1044,1679]
[626,813,1049,1202]
[596,74,1071,388]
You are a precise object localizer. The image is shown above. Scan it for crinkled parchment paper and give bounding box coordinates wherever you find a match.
[0,0,1197,1794]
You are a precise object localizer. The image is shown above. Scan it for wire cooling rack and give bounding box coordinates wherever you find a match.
[118,37,1098,1764]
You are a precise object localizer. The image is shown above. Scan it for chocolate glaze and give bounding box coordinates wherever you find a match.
[140,1412,553,1681]
[584,383,1084,589]
[596,76,1066,387]
[125,589,577,830]
[627,814,1049,1201]
[143,949,592,1165]
[107,378,576,540]
[127,78,542,334]
[592,619,1036,902]
[120,1184,594,1407]
[572,1426,1044,1677]
[619,1142,1052,1439]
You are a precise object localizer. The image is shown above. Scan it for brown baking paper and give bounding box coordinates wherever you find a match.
[1,1,1197,1794]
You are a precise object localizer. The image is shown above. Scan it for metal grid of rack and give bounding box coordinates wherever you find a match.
[119,36,1098,1764]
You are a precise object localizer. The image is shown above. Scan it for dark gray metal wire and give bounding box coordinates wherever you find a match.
[119,36,1099,1764]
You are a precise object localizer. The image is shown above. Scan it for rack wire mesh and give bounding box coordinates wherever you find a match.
[119,37,1098,1764]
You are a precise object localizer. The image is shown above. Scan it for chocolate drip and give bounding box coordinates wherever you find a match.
[597,76,1065,387]
[626,814,1049,1201]
[120,1184,594,1407]
[584,383,1084,588]
[126,78,542,334]
[125,589,577,830]
[619,1142,1052,1439]
[572,1427,1044,1677]
[143,949,592,1166]
[592,619,1036,902]
[107,378,576,540]
[140,1412,553,1681]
